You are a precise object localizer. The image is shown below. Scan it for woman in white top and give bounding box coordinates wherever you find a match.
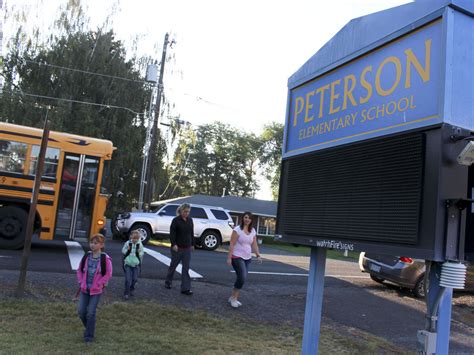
[226,211,262,308]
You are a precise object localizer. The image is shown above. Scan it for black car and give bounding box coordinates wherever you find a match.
[359,252,474,297]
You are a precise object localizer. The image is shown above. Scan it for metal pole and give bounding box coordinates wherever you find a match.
[16,115,50,297]
[138,86,156,210]
[144,33,169,208]
[301,247,327,354]
[426,262,453,354]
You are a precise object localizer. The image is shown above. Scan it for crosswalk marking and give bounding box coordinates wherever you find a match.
[65,241,85,270]
[144,247,203,279]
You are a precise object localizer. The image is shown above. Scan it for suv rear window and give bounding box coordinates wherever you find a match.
[190,207,208,219]
[210,209,229,220]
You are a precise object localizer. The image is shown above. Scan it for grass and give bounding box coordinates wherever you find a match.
[261,238,360,261]
[0,299,401,354]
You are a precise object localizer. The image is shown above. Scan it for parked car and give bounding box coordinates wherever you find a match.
[112,203,234,250]
[359,252,474,298]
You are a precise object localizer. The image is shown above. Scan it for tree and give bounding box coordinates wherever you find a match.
[0,0,168,214]
[165,122,260,198]
[259,122,284,200]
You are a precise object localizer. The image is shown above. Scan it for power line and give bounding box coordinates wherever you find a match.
[183,92,241,112]
[5,89,145,116]
[24,59,147,84]
[18,61,242,115]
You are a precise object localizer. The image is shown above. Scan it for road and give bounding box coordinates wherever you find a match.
[0,238,473,352]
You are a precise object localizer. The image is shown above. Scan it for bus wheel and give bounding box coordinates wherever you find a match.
[0,206,28,249]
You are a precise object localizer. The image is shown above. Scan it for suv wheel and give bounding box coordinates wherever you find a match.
[130,223,152,245]
[201,231,220,251]
[111,215,126,240]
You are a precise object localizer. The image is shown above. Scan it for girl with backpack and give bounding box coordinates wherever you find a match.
[76,233,113,343]
[122,230,144,300]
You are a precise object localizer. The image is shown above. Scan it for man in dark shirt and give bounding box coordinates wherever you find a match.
[165,203,194,295]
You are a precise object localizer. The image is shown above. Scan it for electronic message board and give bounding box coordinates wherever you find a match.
[277,18,472,261]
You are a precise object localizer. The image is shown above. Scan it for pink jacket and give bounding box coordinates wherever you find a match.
[76,253,113,295]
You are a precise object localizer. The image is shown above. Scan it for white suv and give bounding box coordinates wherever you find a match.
[113,203,234,250]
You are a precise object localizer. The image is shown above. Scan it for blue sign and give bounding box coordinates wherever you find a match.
[284,21,442,157]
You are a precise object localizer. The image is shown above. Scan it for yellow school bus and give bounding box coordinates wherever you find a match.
[0,122,115,249]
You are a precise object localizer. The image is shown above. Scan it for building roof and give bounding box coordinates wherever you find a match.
[154,195,277,217]
[288,0,474,89]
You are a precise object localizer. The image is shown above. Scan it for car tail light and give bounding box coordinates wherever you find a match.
[399,256,413,263]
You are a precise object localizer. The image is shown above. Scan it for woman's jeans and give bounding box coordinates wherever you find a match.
[124,265,140,296]
[77,291,102,340]
[231,257,251,289]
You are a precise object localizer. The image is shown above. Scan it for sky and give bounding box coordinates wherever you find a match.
[3,0,413,199]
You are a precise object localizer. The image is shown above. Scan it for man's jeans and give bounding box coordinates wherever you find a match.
[77,291,101,341]
[165,248,191,292]
[124,265,139,296]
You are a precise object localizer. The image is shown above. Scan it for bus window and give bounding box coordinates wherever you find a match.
[28,146,60,178]
[55,154,100,239]
[75,157,100,238]
[55,155,80,238]
[0,140,28,173]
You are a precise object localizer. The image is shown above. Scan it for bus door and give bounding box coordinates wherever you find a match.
[55,153,99,240]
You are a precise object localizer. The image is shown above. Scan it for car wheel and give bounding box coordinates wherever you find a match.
[111,215,126,240]
[413,275,426,298]
[130,224,152,245]
[201,231,220,251]
[370,274,385,284]
[0,206,28,250]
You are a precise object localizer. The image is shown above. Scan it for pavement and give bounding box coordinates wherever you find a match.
[1,239,473,353]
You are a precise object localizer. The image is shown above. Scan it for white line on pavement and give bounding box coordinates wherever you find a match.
[0,255,12,258]
[144,247,203,279]
[232,271,308,276]
[326,275,370,279]
[65,241,85,270]
[231,271,370,279]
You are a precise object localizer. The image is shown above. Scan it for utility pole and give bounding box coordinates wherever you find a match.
[17,113,50,297]
[138,64,158,211]
[144,33,170,209]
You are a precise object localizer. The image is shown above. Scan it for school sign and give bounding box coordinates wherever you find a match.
[277,1,474,261]
[285,21,442,157]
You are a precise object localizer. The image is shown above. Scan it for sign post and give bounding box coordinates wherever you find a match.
[301,247,327,354]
